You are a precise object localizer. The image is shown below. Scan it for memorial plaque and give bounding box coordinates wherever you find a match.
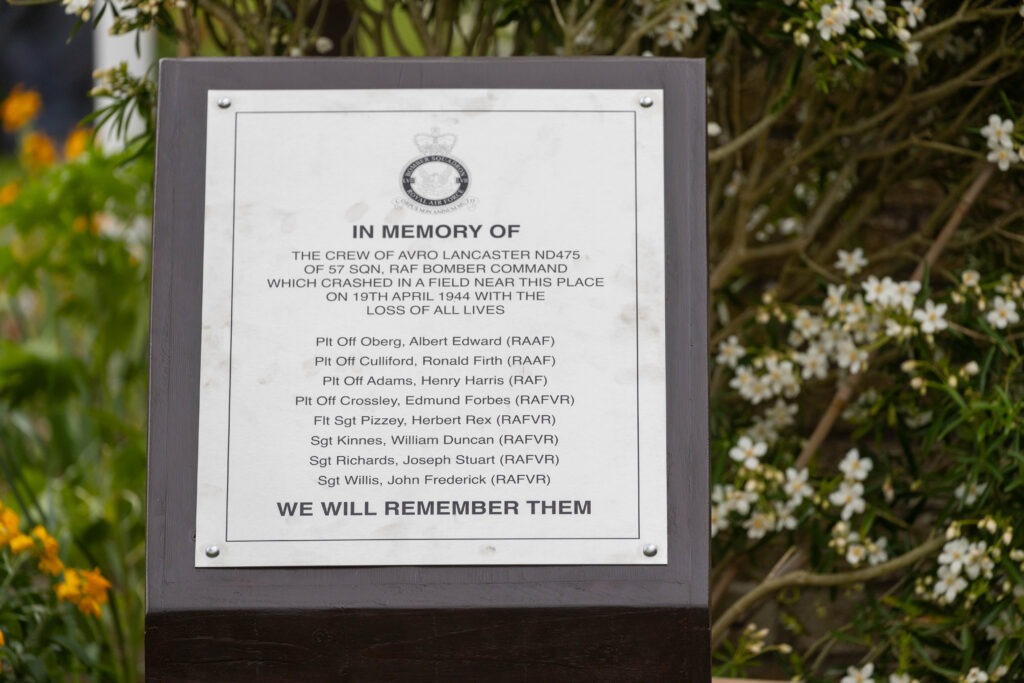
[147,58,708,681]
[194,88,667,567]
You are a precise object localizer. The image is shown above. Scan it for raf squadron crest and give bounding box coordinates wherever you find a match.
[399,128,472,212]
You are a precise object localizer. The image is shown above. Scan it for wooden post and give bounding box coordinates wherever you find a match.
[147,58,709,681]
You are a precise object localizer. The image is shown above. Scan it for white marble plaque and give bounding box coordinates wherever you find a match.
[194,89,667,567]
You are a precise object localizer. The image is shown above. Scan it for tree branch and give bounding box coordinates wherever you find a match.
[711,535,945,649]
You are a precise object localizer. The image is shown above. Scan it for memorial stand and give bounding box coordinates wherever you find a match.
[147,58,708,681]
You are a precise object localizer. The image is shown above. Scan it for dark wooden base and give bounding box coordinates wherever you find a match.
[146,607,709,682]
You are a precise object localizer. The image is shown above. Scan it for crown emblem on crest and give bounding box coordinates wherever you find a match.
[414,128,457,156]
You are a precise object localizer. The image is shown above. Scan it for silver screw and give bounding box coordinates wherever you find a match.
[642,543,658,557]
[217,98,232,109]
[639,96,654,108]
[205,545,221,558]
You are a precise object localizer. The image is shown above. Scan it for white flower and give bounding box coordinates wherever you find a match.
[987,146,1020,171]
[835,247,868,276]
[842,295,868,326]
[836,339,869,374]
[986,296,1019,328]
[728,487,758,516]
[763,356,800,397]
[707,121,722,137]
[778,216,802,235]
[818,326,846,354]
[830,481,866,520]
[793,309,823,337]
[839,448,873,481]
[747,375,774,404]
[961,269,981,288]
[745,416,779,444]
[889,674,918,683]
[673,8,699,35]
[818,1,858,40]
[892,280,921,311]
[965,668,990,683]
[862,275,895,306]
[817,5,841,40]
[825,284,847,317]
[980,114,1015,150]
[774,501,798,530]
[796,344,829,380]
[964,541,993,580]
[764,399,797,428]
[744,511,775,539]
[934,565,967,602]
[835,0,860,21]
[885,319,911,339]
[955,481,987,505]
[784,467,814,505]
[912,300,948,334]
[904,40,922,67]
[716,335,746,367]
[856,0,887,24]
[939,538,970,575]
[655,19,690,51]
[711,505,729,536]
[842,663,875,683]
[691,0,721,16]
[729,436,768,469]
[730,365,757,397]
[711,483,728,505]
[62,0,92,17]
[846,542,867,565]
[314,36,334,54]
[868,536,889,565]
[901,0,925,27]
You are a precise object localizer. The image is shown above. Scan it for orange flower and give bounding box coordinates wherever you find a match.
[0,507,19,546]
[31,525,58,555]
[31,525,63,575]
[8,533,33,554]
[1,85,41,133]
[77,596,102,618]
[79,567,111,604]
[64,127,91,160]
[38,553,64,576]
[0,181,18,207]
[56,568,83,602]
[20,131,57,171]
[0,627,5,645]
[56,568,108,618]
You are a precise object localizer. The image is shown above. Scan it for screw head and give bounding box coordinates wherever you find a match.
[639,95,654,108]
[642,543,658,557]
[217,97,232,109]
[205,545,221,558]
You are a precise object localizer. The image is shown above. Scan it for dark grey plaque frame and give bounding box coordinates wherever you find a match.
[148,57,708,681]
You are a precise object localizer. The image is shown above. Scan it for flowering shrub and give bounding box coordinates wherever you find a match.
[711,257,1023,679]
[0,500,111,677]
[0,86,150,681]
